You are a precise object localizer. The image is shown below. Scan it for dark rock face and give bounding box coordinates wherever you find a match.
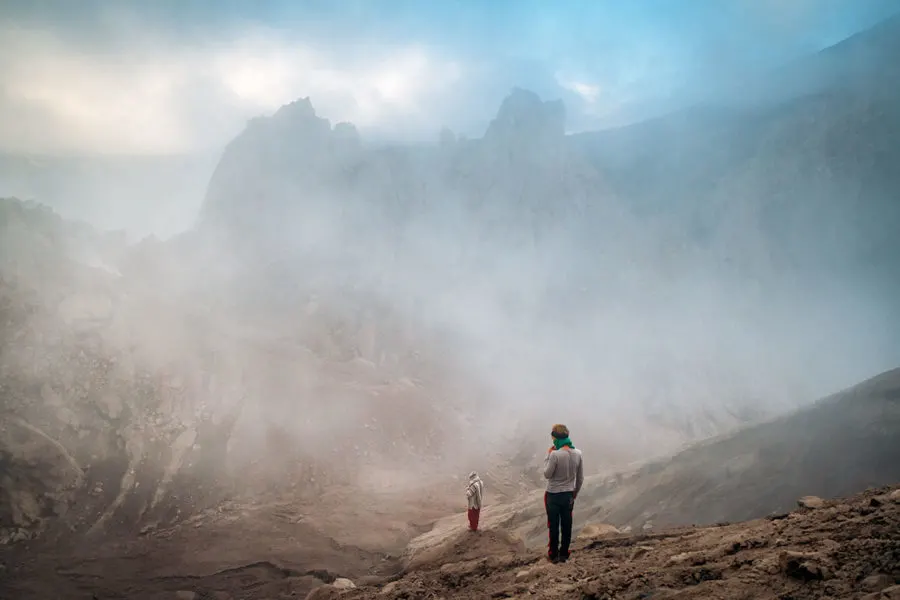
[0,221,238,543]
[0,199,472,547]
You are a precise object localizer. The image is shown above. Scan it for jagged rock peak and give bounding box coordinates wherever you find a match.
[263,97,360,145]
[485,87,566,141]
[273,96,318,121]
[260,96,333,140]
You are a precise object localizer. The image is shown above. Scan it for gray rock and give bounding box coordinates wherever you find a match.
[862,574,895,593]
[380,581,399,595]
[797,496,825,509]
[305,585,344,600]
[779,550,831,581]
[332,577,356,589]
[576,522,620,541]
[862,584,900,600]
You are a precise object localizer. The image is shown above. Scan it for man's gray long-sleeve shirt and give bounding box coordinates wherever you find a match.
[543,447,584,496]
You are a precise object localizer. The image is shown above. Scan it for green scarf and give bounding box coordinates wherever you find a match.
[553,437,575,450]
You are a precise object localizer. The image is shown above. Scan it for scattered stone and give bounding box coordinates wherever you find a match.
[667,550,708,566]
[630,545,654,561]
[332,577,356,589]
[862,574,895,593]
[862,585,900,600]
[380,581,399,595]
[798,496,825,509]
[577,522,621,540]
[820,539,841,552]
[305,585,344,600]
[889,489,900,502]
[752,555,781,575]
[0,528,30,545]
[779,550,831,581]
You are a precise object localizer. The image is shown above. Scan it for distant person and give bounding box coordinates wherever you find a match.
[466,471,484,532]
[543,423,584,563]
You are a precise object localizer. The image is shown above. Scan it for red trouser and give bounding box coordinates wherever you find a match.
[467,508,481,531]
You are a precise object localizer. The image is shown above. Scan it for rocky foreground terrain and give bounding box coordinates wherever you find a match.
[5,484,897,599]
[332,485,900,600]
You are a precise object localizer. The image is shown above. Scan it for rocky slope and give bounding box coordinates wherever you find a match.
[0,197,498,549]
[3,331,896,599]
[337,485,900,600]
[407,367,900,552]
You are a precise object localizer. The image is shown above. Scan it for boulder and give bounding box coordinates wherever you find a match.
[779,550,832,581]
[576,522,621,541]
[797,496,825,509]
[380,581,399,596]
[305,585,345,600]
[332,577,356,589]
[303,577,359,598]
[862,574,896,593]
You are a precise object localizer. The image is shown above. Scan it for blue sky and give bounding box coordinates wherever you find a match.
[1,0,897,154]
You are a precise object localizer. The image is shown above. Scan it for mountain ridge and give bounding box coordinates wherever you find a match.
[193,10,900,454]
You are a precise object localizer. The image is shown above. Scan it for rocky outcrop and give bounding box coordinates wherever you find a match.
[194,87,809,459]
[0,198,482,546]
[482,87,566,154]
[199,97,362,244]
[193,19,900,459]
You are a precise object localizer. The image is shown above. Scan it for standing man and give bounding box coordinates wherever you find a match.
[543,424,584,563]
[466,471,484,532]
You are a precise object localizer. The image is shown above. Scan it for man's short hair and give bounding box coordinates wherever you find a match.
[551,424,569,439]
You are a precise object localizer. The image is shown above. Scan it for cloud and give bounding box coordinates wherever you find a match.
[556,75,600,105]
[3,1,896,154]
[0,23,464,154]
